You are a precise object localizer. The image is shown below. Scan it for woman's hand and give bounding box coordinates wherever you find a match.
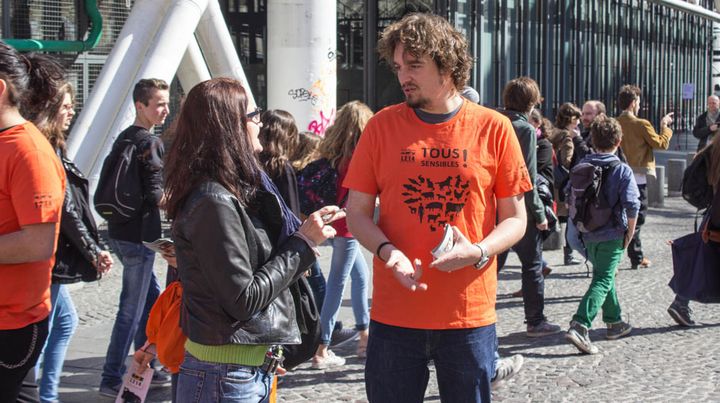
[95,251,113,274]
[132,342,156,377]
[299,206,344,245]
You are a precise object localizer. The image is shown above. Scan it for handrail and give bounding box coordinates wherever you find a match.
[2,0,103,52]
[645,0,720,23]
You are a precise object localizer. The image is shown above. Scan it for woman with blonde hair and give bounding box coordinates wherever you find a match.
[311,101,374,369]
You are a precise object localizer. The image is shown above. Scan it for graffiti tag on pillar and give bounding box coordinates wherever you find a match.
[288,88,318,105]
[308,108,336,136]
[327,48,337,62]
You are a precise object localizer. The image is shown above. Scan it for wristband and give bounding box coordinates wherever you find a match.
[376,241,393,262]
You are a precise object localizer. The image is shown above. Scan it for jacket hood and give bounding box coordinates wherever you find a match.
[501,109,528,122]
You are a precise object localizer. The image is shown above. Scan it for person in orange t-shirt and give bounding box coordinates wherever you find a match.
[344,14,530,403]
[0,41,66,402]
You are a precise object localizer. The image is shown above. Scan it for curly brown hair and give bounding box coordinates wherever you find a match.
[590,114,623,151]
[377,13,472,91]
[617,84,641,111]
[503,77,541,113]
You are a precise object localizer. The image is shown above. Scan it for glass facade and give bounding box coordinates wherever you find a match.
[1,0,714,135]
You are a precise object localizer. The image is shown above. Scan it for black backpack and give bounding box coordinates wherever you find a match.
[568,160,621,233]
[94,136,145,223]
[297,158,342,216]
[682,150,713,210]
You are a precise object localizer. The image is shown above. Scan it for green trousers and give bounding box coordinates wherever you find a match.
[572,238,624,328]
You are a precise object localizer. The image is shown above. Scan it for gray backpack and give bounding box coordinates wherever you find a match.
[568,160,621,233]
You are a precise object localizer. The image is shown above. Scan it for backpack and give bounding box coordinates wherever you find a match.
[568,160,621,233]
[297,158,342,216]
[94,136,145,223]
[681,150,713,209]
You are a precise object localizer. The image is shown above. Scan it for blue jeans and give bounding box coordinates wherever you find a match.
[513,223,547,326]
[177,352,272,403]
[36,284,78,403]
[566,218,588,259]
[365,321,496,403]
[101,238,160,387]
[319,237,369,345]
[306,261,327,309]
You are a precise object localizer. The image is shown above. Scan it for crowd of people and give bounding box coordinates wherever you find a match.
[1,10,719,403]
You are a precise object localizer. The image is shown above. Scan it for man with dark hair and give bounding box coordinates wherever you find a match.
[99,78,170,396]
[616,84,673,270]
[692,95,720,151]
[500,77,560,338]
[345,13,532,401]
[565,115,638,354]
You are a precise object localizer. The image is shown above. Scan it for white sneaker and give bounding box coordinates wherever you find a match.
[491,354,524,389]
[311,350,346,370]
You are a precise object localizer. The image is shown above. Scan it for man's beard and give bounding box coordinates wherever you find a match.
[406,95,430,109]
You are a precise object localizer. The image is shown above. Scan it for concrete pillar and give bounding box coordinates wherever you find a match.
[267,0,337,136]
[648,165,666,207]
[666,159,687,196]
[177,36,211,93]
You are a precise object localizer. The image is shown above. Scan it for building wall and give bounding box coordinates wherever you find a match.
[1,0,714,143]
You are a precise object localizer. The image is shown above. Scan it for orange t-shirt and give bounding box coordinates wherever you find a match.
[0,122,65,330]
[344,102,531,329]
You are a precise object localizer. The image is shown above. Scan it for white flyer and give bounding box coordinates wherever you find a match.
[115,361,153,403]
[431,224,455,259]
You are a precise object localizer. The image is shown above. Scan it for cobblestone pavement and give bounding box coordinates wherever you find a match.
[58,196,720,402]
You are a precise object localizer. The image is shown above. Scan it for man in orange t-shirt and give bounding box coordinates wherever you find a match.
[344,14,530,403]
[0,120,65,400]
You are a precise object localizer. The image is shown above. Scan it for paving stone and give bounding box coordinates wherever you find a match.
[56,197,720,401]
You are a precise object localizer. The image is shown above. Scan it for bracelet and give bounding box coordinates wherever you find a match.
[293,232,321,256]
[376,241,393,262]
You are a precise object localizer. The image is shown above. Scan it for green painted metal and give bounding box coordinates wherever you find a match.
[3,0,103,52]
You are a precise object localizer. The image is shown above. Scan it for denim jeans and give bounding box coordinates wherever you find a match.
[306,261,327,309]
[35,284,78,403]
[513,223,547,326]
[177,352,272,403]
[365,321,496,403]
[566,218,588,259]
[319,237,370,345]
[572,239,624,328]
[101,238,160,388]
[628,184,647,265]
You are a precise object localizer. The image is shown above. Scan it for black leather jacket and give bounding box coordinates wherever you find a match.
[173,181,316,346]
[53,155,103,284]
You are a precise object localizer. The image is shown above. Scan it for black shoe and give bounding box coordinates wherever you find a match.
[330,328,359,348]
[564,254,581,265]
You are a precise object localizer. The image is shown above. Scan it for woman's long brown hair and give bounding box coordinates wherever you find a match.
[258,109,299,178]
[318,101,373,169]
[164,78,263,219]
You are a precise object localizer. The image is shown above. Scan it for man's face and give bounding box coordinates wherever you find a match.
[708,96,719,113]
[136,89,170,127]
[581,102,599,128]
[632,96,641,115]
[393,44,450,110]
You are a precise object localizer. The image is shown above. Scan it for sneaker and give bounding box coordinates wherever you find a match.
[98,383,120,398]
[564,255,581,265]
[606,321,632,340]
[330,328,359,348]
[565,321,599,354]
[491,354,524,389]
[631,257,652,270]
[151,368,172,385]
[526,320,562,337]
[668,302,696,326]
[311,350,346,370]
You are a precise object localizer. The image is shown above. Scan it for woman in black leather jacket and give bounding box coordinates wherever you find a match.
[163,78,339,403]
[22,54,113,403]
